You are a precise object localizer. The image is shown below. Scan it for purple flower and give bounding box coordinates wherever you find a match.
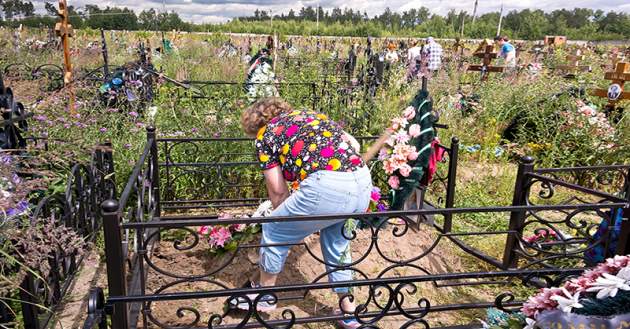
[191,128,198,133]
[64,123,71,129]
[213,132,221,138]
[6,200,29,217]
[99,127,108,133]
[129,111,139,118]
[34,115,47,121]
[377,203,388,212]
[136,122,145,128]
[107,108,119,113]
[123,143,132,149]
[0,155,12,165]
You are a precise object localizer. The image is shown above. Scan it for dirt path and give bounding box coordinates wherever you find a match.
[52,251,107,329]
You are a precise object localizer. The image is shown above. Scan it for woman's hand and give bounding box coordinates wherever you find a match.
[263,166,290,209]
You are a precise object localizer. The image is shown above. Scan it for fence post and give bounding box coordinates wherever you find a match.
[19,274,39,329]
[101,199,128,329]
[147,126,160,218]
[443,137,459,233]
[615,170,630,256]
[502,156,535,269]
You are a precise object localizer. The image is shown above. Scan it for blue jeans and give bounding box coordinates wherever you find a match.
[260,166,372,293]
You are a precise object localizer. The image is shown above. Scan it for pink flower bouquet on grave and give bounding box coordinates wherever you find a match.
[380,106,422,190]
[198,200,274,254]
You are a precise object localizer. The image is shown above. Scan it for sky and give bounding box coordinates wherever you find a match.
[29,0,630,24]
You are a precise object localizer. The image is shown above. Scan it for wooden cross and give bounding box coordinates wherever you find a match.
[467,39,504,81]
[590,62,630,118]
[55,0,75,114]
[544,36,566,47]
[555,49,590,76]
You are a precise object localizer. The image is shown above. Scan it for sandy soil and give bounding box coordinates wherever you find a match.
[139,221,486,329]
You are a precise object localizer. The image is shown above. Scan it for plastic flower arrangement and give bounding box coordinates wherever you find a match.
[367,187,389,213]
[197,201,272,255]
[520,255,630,327]
[559,100,616,151]
[378,91,436,211]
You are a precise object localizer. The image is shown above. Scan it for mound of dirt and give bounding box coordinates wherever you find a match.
[141,217,472,329]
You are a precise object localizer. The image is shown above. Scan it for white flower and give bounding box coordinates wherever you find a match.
[147,106,158,120]
[550,288,583,313]
[586,267,630,299]
[524,317,537,329]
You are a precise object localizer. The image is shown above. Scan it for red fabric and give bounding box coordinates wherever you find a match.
[426,138,445,184]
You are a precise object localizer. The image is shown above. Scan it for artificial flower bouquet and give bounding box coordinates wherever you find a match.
[482,255,630,329]
[197,201,273,255]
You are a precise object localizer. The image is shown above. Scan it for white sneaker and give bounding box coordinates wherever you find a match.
[228,282,277,313]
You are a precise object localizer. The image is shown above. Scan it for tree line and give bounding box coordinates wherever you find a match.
[1,0,628,41]
[0,0,190,31]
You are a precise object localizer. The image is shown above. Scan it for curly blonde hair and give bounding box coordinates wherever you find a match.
[241,97,293,136]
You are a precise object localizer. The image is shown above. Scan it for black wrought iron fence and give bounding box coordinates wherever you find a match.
[83,129,629,329]
[0,145,116,329]
[156,135,458,214]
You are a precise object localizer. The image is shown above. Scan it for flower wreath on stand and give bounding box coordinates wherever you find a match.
[381,82,437,211]
[481,255,630,329]
[361,80,437,229]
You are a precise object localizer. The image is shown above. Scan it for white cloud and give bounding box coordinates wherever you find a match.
[29,0,629,24]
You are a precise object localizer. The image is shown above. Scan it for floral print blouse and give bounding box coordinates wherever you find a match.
[255,110,364,183]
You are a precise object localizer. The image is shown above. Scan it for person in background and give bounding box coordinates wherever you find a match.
[494,35,517,68]
[384,42,399,64]
[234,98,373,329]
[407,40,422,64]
[422,37,443,75]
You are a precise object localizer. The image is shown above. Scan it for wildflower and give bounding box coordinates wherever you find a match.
[123,144,132,149]
[99,127,108,133]
[129,111,139,118]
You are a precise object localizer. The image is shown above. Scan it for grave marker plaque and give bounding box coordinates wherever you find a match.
[590,62,630,119]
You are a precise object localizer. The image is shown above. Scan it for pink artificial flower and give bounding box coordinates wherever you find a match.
[393,129,410,144]
[398,164,412,177]
[408,124,421,138]
[378,148,389,161]
[403,106,416,120]
[408,150,419,161]
[383,159,397,175]
[230,223,247,232]
[388,175,400,189]
[198,226,209,235]
[209,226,232,248]
[370,187,381,202]
[391,117,409,131]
